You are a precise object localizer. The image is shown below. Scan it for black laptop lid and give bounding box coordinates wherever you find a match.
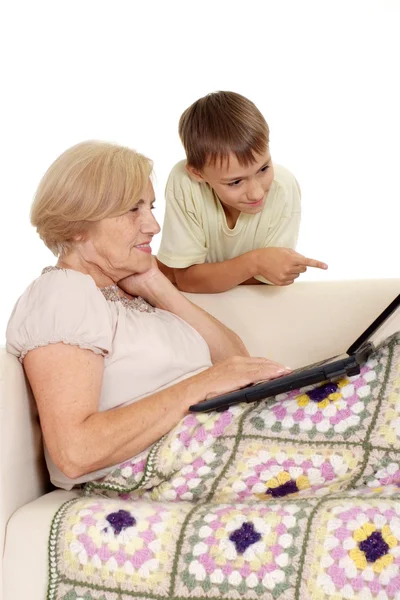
[347,294,400,356]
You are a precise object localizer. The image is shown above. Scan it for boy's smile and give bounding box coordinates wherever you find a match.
[187,150,274,228]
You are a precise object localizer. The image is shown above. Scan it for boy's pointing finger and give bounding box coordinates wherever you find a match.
[298,256,328,270]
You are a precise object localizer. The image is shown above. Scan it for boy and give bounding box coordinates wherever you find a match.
[157,91,327,293]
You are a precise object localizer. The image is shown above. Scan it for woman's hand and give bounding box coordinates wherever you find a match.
[184,356,291,407]
[118,256,165,298]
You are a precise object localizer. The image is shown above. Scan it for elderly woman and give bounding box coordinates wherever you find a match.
[6,142,400,600]
[6,141,289,489]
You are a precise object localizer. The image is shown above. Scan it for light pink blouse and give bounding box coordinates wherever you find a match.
[6,267,212,489]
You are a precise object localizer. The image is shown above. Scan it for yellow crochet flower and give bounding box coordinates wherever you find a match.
[268,471,310,490]
[256,470,310,500]
[349,523,397,573]
[296,378,349,409]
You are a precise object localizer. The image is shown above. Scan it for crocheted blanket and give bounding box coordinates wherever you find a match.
[48,333,400,600]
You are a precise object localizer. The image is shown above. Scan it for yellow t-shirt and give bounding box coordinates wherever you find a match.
[157,160,301,277]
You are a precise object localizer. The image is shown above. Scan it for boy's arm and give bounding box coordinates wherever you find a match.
[173,253,260,294]
[174,249,327,293]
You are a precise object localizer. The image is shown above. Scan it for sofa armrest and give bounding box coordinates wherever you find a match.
[0,348,49,560]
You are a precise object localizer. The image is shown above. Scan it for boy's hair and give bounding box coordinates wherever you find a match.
[179,91,269,171]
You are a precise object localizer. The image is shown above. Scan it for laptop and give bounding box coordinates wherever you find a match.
[189,293,400,413]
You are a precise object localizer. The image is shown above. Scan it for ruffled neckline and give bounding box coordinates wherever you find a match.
[42,266,155,314]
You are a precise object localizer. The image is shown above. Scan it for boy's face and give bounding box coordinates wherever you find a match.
[188,150,274,216]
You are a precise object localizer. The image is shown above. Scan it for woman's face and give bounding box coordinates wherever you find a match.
[82,179,160,280]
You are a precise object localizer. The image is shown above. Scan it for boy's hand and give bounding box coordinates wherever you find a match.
[253,248,328,286]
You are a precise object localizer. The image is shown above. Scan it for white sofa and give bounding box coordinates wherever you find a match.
[1,279,399,600]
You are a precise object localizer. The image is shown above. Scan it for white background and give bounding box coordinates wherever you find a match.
[1,0,399,341]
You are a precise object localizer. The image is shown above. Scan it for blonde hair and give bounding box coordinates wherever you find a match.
[31,140,153,256]
[179,91,269,170]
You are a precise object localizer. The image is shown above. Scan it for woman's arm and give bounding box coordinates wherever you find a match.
[119,260,249,362]
[24,343,289,479]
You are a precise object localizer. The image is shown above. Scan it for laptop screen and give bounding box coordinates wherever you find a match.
[347,294,400,355]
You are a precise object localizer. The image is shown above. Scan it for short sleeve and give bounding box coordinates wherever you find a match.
[264,166,301,249]
[255,165,302,284]
[157,162,208,268]
[6,268,113,362]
